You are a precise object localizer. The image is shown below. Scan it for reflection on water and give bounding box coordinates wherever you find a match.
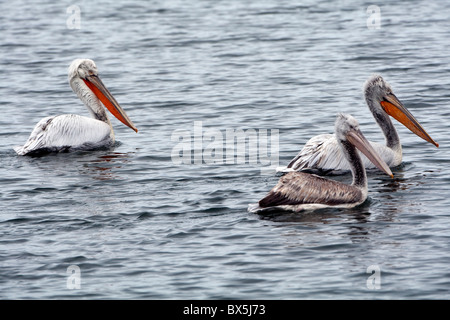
[1,0,450,300]
[79,151,135,181]
[254,165,432,252]
[16,149,136,182]
[259,207,368,224]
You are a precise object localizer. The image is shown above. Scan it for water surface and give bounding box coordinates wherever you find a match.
[1,0,450,299]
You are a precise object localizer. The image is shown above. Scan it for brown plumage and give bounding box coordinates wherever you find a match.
[248,114,393,214]
[258,171,362,208]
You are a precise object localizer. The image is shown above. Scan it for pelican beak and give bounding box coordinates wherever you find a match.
[380,94,438,147]
[83,75,138,133]
[347,129,394,178]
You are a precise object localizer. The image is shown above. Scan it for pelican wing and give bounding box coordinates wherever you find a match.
[258,171,363,207]
[286,134,350,171]
[286,134,396,172]
[14,114,112,155]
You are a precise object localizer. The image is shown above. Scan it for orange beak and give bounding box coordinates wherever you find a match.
[83,75,138,133]
[380,94,438,147]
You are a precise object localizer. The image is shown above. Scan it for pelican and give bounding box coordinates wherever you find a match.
[279,75,438,174]
[249,114,393,214]
[14,59,137,156]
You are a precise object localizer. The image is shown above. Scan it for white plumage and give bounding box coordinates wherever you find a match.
[14,115,113,155]
[278,75,438,174]
[14,59,137,156]
[280,133,399,174]
[249,114,393,214]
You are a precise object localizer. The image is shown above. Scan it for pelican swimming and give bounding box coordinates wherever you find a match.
[249,114,393,214]
[14,59,137,156]
[279,75,438,174]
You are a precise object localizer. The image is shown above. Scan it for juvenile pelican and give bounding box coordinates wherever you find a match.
[249,114,393,214]
[14,59,137,156]
[280,75,438,174]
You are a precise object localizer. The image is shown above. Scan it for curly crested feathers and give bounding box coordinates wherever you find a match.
[68,59,98,82]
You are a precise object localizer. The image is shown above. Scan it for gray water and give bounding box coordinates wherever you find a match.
[1,0,450,300]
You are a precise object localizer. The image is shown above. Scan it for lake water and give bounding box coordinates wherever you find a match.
[1,0,450,299]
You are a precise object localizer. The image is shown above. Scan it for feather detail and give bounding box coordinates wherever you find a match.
[258,171,363,208]
[285,134,398,172]
[14,114,113,156]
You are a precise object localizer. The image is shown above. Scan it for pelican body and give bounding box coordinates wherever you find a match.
[249,114,393,214]
[280,75,438,174]
[14,59,137,156]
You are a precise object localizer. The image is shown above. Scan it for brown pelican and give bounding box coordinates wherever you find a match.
[249,114,393,213]
[279,75,438,174]
[14,59,137,156]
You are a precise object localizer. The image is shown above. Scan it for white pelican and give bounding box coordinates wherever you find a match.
[279,75,438,174]
[249,114,393,213]
[14,59,137,156]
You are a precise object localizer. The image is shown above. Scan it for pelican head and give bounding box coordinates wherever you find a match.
[363,74,394,104]
[364,75,402,121]
[364,74,438,147]
[335,113,393,178]
[68,59,138,133]
[68,58,98,81]
[335,113,361,142]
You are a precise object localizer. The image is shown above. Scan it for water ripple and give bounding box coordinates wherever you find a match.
[0,0,449,300]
